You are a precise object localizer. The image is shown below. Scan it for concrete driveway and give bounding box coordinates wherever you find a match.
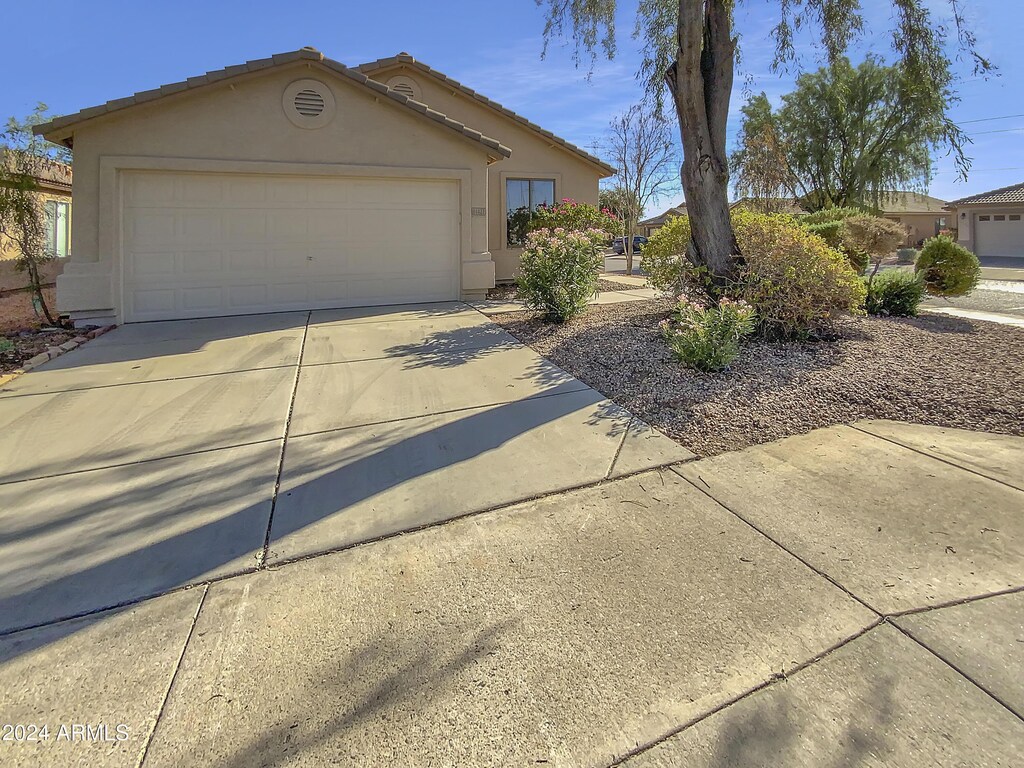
[0,303,690,633]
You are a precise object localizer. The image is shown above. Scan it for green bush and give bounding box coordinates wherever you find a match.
[659,296,756,372]
[864,270,925,316]
[518,227,606,322]
[841,215,906,274]
[732,211,867,338]
[915,235,980,297]
[639,211,865,338]
[641,214,692,294]
[799,207,871,272]
[0,338,13,354]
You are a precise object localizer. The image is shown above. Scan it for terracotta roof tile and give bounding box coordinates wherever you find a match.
[949,181,1024,207]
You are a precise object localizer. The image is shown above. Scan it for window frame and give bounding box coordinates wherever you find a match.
[502,174,559,248]
[44,199,71,258]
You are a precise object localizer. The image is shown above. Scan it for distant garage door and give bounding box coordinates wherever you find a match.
[975,212,1024,258]
[121,171,460,322]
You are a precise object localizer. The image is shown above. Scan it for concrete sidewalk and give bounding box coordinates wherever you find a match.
[2,419,1021,767]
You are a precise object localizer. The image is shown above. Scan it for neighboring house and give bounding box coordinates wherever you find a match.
[946,182,1024,259]
[638,205,687,237]
[0,154,72,261]
[34,48,613,325]
[877,191,948,247]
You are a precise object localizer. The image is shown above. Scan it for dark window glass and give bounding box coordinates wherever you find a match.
[506,178,556,246]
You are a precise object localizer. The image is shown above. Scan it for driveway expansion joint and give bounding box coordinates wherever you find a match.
[136,584,209,768]
[258,311,311,569]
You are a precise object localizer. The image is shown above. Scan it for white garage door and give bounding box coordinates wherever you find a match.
[975,213,1024,258]
[122,171,460,322]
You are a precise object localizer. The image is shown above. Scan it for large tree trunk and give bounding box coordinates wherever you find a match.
[666,0,742,291]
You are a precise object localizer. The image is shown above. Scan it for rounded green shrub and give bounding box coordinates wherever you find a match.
[915,235,980,297]
[640,214,692,294]
[799,207,872,272]
[864,270,925,317]
[518,227,606,322]
[732,211,866,338]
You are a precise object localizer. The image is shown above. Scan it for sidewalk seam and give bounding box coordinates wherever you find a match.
[135,584,209,767]
[603,619,883,767]
[258,311,311,568]
[672,467,883,617]
[849,424,1024,494]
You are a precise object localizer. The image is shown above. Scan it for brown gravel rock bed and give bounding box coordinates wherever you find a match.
[1,328,79,374]
[487,279,638,301]
[492,299,1024,457]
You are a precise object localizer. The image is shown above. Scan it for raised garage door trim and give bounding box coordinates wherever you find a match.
[121,170,461,322]
[975,213,1024,258]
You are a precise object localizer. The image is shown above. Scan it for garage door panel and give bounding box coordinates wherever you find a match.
[122,171,460,321]
[976,214,1024,258]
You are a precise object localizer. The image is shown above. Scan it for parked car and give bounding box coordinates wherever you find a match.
[612,235,648,255]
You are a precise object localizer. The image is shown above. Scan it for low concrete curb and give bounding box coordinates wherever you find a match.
[0,324,116,386]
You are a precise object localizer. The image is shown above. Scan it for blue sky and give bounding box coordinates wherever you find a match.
[2,0,1020,215]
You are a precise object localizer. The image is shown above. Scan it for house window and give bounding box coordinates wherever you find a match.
[978,215,991,222]
[1011,215,1021,221]
[994,215,1006,221]
[506,178,555,246]
[44,200,70,258]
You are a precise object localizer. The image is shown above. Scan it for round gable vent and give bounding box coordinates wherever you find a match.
[282,79,336,129]
[293,88,326,117]
[386,75,421,102]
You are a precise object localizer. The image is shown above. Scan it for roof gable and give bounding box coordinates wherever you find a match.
[33,48,511,160]
[357,53,614,176]
[878,191,947,214]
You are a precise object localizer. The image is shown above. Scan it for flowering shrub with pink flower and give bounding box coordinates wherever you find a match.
[518,227,608,322]
[530,198,620,239]
[660,295,756,372]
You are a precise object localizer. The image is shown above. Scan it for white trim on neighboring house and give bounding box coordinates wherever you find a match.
[99,156,475,324]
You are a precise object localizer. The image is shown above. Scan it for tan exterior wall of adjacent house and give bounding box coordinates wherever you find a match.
[884,213,947,247]
[363,64,609,281]
[0,189,72,261]
[55,62,496,320]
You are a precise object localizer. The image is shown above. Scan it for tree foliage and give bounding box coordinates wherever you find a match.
[743,57,952,210]
[534,0,990,290]
[730,94,795,213]
[0,105,69,326]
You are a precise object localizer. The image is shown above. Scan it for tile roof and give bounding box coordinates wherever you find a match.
[639,205,687,226]
[356,53,615,175]
[878,191,948,214]
[32,48,512,159]
[948,181,1024,207]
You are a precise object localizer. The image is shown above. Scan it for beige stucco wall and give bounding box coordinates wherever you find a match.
[884,213,947,247]
[55,62,496,321]
[364,64,609,281]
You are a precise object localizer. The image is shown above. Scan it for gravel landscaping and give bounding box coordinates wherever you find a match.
[492,298,1024,457]
[487,278,640,301]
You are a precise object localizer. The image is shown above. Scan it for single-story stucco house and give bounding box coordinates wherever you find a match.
[638,205,686,237]
[877,191,949,247]
[946,182,1024,259]
[34,48,613,324]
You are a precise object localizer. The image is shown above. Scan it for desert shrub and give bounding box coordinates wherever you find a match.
[638,211,865,337]
[864,270,925,316]
[0,338,13,354]
[659,295,756,372]
[518,227,607,322]
[915,235,980,297]
[529,198,620,238]
[896,247,918,265]
[799,207,871,272]
[732,210,866,338]
[841,215,905,273]
[641,214,693,293]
